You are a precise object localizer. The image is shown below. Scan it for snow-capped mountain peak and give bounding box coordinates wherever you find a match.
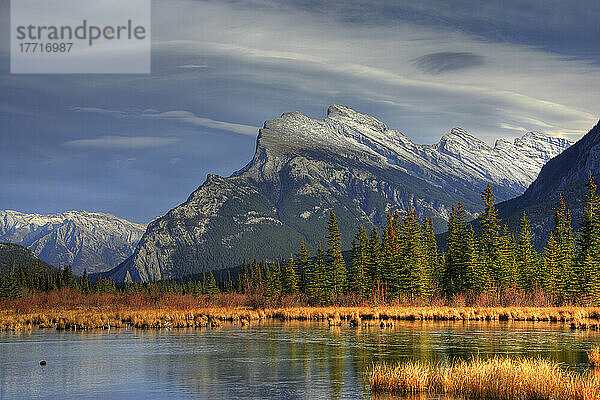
[0,210,147,274]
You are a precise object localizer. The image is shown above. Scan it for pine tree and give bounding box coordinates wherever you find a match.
[309,242,328,304]
[382,213,401,296]
[326,210,346,296]
[348,225,369,297]
[541,232,560,291]
[551,195,575,302]
[295,242,311,294]
[399,208,429,297]
[478,184,501,289]
[282,255,299,295]
[497,225,517,290]
[516,213,538,290]
[238,259,249,293]
[81,268,91,294]
[443,204,479,296]
[366,227,383,291]
[422,217,439,289]
[576,176,600,303]
[204,271,219,294]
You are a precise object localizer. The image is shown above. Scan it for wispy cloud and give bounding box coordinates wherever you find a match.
[411,52,485,74]
[176,64,208,69]
[142,110,258,136]
[62,136,180,149]
[70,107,128,118]
[68,106,258,136]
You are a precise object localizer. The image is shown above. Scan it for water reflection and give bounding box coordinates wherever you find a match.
[0,320,598,399]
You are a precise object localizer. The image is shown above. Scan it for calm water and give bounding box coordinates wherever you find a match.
[1,321,599,399]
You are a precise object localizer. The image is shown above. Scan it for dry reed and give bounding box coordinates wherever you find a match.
[1,293,600,332]
[368,357,600,399]
[589,347,600,368]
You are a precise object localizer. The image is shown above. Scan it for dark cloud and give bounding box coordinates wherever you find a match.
[411,52,484,74]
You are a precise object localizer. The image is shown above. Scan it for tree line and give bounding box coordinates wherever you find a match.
[2,177,600,306]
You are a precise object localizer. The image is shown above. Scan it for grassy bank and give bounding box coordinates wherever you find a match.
[1,290,600,331]
[368,356,600,399]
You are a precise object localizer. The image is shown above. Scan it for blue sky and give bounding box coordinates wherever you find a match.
[1,0,599,223]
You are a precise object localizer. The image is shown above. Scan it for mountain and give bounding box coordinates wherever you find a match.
[0,210,147,275]
[496,120,600,248]
[0,243,54,274]
[107,105,571,282]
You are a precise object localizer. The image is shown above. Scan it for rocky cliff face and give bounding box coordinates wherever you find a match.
[0,210,146,274]
[496,120,600,248]
[107,105,572,282]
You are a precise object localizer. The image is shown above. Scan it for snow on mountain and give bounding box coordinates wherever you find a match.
[0,210,147,274]
[106,105,572,282]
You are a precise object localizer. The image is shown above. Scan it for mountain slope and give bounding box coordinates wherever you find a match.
[0,243,55,274]
[0,210,147,275]
[107,105,571,282]
[496,120,600,248]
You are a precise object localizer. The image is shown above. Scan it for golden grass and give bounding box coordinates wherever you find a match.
[589,347,600,368]
[368,357,600,399]
[1,305,600,331]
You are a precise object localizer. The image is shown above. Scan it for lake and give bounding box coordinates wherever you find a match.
[1,321,598,399]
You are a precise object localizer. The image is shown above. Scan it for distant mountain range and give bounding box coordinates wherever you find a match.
[0,210,146,275]
[105,105,572,282]
[497,120,600,248]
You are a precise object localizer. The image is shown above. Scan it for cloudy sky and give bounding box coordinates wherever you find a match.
[1,0,599,223]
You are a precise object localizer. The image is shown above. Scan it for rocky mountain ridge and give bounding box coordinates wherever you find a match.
[106,105,572,282]
[0,210,146,274]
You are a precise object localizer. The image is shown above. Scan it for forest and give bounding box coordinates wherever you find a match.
[2,177,600,307]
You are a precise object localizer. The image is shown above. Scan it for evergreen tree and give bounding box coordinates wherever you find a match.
[551,195,575,301]
[282,255,299,295]
[576,176,600,303]
[382,213,401,296]
[478,184,501,288]
[516,213,538,290]
[309,242,328,304]
[348,225,369,297]
[326,210,346,296]
[422,217,439,288]
[443,203,479,296]
[295,242,311,294]
[204,271,219,294]
[399,208,429,297]
[366,227,383,290]
[81,268,91,294]
[238,259,249,293]
[497,225,517,290]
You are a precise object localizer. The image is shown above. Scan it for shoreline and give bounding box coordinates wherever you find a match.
[2,305,600,332]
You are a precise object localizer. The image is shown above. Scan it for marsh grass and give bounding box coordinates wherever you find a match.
[1,300,600,331]
[589,347,600,368]
[368,357,600,399]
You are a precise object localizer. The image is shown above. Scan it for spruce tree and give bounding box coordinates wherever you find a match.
[422,218,439,289]
[366,227,382,290]
[204,271,219,294]
[295,242,311,294]
[443,204,479,296]
[516,213,537,290]
[551,195,575,302]
[81,268,91,294]
[326,210,346,296]
[348,225,369,297]
[478,184,501,289]
[497,225,517,290]
[576,176,600,303]
[309,242,328,304]
[282,256,299,295]
[399,208,429,297]
[238,259,249,293]
[382,213,401,296]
